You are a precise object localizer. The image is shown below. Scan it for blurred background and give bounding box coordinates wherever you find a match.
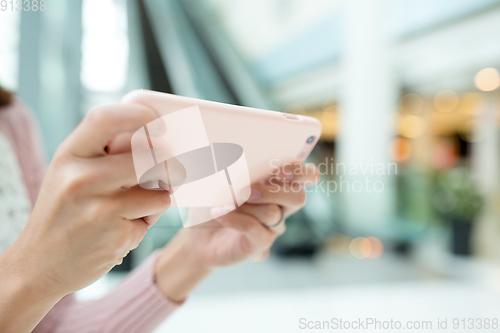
[2,0,500,332]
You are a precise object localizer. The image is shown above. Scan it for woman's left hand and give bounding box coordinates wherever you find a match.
[155,163,320,301]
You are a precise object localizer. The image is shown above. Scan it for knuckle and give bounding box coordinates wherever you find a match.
[60,176,86,201]
[241,215,259,233]
[264,234,276,248]
[277,223,287,236]
[311,167,322,183]
[133,223,148,247]
[127,222,148,251]
[61,170,95,200]
[98,202,121,220]
[294,190,307,207]
[86,105,113,129]
[52,147,68,165]
[50,148,76,175]
[111,226,131,252]
[156,191,171,211]
[104,252,120,266]
[85,200,119,224]
[266,204,281,223]
[85,201,103,221]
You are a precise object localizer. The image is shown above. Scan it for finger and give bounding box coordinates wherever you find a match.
[251,249,271,262]
[107,129,172,155]
[115,187,171,226]
[75,153,168,192]
[246,184,307,214]
[291,163,321,185]
[272,162,320,186]
[65,104,159,157]
[114,218,148,264]
[89,153,138,190]
[128,218,149,250]
[143,213,164,226]
[107,133,177,190]
[236,204,286,234]
[214,210,275,252]
[107,132,133,154]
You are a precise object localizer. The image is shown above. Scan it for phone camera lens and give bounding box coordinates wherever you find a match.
[307,136,315,144]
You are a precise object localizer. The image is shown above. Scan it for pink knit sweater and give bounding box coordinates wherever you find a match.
[0,100,180,333]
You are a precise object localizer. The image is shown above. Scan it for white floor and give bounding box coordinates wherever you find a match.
[155,280,500,333]
[77,251,500,333]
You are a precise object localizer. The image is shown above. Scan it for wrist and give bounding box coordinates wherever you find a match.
[0,239,66,301]
[9,233,69,298]
[155,232,212,303]
[0,241,64,332]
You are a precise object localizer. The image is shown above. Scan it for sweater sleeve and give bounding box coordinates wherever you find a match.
[0,99,46,207]
[33,250,182,333]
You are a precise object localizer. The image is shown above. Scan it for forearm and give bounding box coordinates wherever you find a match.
[0,242,64,333]
[34,252,181,333]
[155,231,212,302]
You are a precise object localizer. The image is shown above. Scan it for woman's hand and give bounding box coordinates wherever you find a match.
[155,163,320,301]
[0,104,170,332]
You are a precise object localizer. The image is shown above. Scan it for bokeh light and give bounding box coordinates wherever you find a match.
[433,90,459,113]
[349,237,367,259]
[359,238,373,258]
[400,93,424,114]
[366,236,384,259]
[389,136,412,163]
[398,114,427,139]
[321,105,337,131]
[349,237,384,259]
[325,233,351,255]
[432,138,458,170]
[474,68,500,92]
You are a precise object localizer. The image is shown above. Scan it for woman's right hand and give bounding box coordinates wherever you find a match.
[2,104,171,298]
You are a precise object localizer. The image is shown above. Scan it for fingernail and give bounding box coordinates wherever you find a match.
[158,180,171,192]
[139,181,156,190]
[249,188,260,200]
[239,187,251,201]
[211,205,235,219]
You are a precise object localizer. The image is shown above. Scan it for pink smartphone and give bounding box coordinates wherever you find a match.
[122,90,322,226]
[122,90,322,186]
